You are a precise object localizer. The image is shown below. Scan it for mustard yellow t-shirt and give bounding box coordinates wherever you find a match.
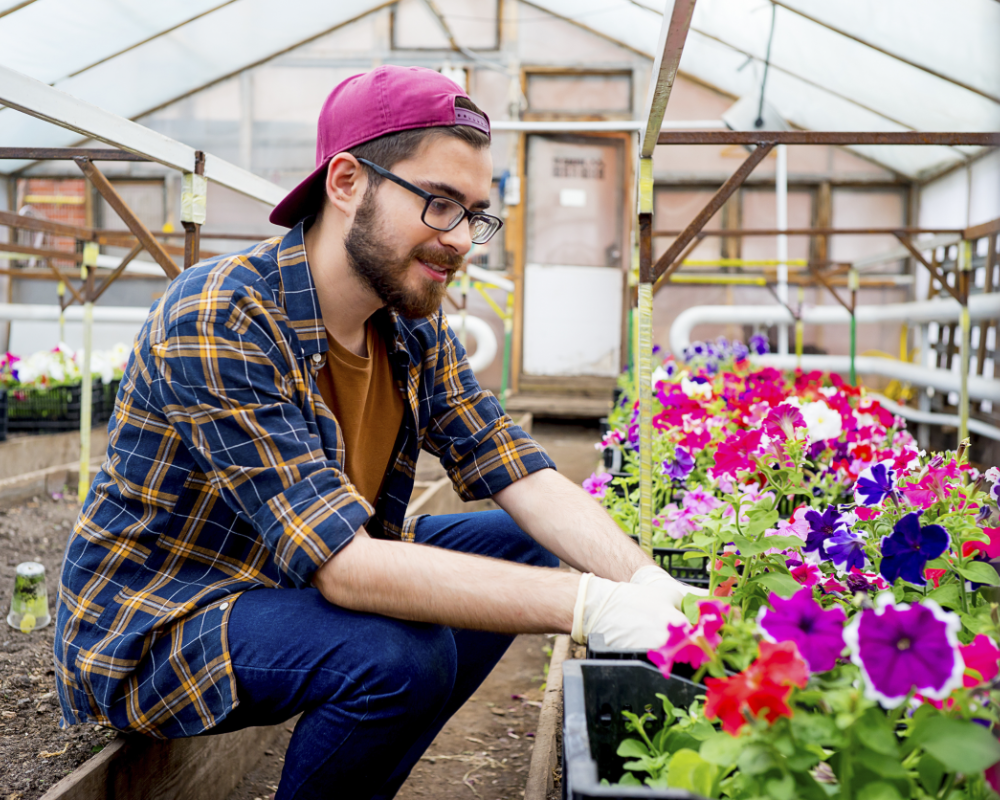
[314,320,406,507]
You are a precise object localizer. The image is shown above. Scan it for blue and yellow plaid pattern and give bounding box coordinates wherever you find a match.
[54,221,554,739]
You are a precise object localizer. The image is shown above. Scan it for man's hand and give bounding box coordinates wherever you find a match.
[571,573,690,650]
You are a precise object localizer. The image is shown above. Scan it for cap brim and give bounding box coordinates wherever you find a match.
[269,159,330,228]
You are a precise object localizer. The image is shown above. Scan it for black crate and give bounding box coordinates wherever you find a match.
[562,660,706,799]
[0,388,7,442]
[7,383,105,432]
[627,535,710,589]
[586,634,703,676]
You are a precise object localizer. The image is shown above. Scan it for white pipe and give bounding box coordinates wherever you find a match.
[869,393,1000,443]
[670,295,1000,355]
[465,264,514,293]
[776,143,788,356]
[446,314,497,374]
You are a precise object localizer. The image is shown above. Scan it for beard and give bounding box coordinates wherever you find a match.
[343,190,465,319]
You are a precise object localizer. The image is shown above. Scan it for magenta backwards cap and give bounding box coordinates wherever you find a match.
[269,65,490,227]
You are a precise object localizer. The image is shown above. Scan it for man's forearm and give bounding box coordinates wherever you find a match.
[494,468,653,583]
[312,531,580,633]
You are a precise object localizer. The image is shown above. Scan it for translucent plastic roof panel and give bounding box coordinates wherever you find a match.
[0,0,386,171]
[527,0,1000,179]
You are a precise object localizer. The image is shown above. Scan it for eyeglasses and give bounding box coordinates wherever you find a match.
[356,158,503,245]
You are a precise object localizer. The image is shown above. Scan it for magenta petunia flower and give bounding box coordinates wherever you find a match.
[582,472,612,499]
[843,598,965,708]
[648,600,729,678]
[710,429,765,479]
[758,588,846,672]
[763,403,807,442]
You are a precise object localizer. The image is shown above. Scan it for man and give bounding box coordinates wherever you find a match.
[55,66,700,800]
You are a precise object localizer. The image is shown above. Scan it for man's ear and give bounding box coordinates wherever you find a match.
[324,154,368,216]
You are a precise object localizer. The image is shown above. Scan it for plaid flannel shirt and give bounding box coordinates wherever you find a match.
[54,221,554,739]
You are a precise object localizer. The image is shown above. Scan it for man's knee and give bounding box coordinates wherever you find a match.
[365,621,457,718]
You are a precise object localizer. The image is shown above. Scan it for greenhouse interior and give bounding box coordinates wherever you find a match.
[0,1,999,799]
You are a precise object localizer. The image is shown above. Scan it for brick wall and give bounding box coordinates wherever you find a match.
[18,178,87,257]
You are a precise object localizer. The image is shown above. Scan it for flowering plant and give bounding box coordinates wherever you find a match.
[2,343,129,389]
[594,346,1000,797]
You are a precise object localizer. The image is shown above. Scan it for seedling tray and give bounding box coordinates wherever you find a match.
[562,659,706,799]
[627,535,710,589]
[7,383,104,432]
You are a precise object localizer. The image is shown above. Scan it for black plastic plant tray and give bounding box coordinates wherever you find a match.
[586,634,703,676]
[97,378,121,424]
[562,660,707,800]
[627,535,711,589]
[7,383,104,432]
[0,389,8,442]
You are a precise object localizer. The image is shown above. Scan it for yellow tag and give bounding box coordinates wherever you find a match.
[20,613,36,634]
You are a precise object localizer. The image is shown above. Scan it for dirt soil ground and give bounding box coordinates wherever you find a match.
[0,420,600,799]
[0,490,118,799]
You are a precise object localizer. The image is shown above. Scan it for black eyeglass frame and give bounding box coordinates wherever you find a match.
[356,157,503,245]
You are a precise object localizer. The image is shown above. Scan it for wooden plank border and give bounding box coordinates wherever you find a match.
[524,634,572,800]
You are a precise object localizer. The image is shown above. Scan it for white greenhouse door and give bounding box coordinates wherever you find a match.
[522,136,624,378]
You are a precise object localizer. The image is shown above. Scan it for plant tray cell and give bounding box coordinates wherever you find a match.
[7,383,105,432]
[562,660,706,799]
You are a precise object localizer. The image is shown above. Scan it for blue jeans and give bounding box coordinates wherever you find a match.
[209,510,558,800]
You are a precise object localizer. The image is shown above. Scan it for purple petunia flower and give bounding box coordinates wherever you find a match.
[749,333,770,355]
[703,358,719,375]
[854,460,897,507]
[879,511,950,587]
[757,588,846,672]
[803,506,848,558]
[732,341,750,362]
[652,344,662,355]
[582,472,612,499]
[662,446,695,482]
[844,597,964,708]
[691,341,707,358]
[845,571,872,595]
[825,529,867,572]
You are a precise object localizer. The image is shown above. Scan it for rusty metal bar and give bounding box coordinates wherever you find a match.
[75,156,180,280]
[45,259,85,308]
[90,242,145,304]
[640,0,698,157]
[0,148,148,161]
[656,132,1000,146]
[893,232,963,304]
[0,209,97,240]
[651,235,704,296]
[651,226,964,237]
[809,267,854,314]
[652,142,776,283]
[0,240,81,262]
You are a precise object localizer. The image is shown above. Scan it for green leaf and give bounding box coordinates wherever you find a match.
[854,708,899,757]
[857,748,907,778]
[765,773,796,800]
[754,572,803,598]
[910,716,1000,774]
[856,781,903,800]
[617,738,651,759]
[762,535,807,552]
[737,743,777,776]
[746,508,780,537]
[926,583,962,610]
[957,562,1000,586]
[700,733,744,766]
[731,534,802,556]
[790,713,842,747]
[681,592,702,625]
[667,749,718,797]
[617,771,642,786]
[916,754,945,796]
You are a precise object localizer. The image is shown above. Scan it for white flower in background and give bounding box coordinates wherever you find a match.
[6,342,129,387]
[680,376,712,400]
[985,467,1000,484]
[800,400,843,443]
[651,365,668,388]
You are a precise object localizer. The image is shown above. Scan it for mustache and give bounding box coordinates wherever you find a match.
[411,245,466,275]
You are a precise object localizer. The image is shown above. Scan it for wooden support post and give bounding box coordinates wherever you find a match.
[74,157,180,280]
[637,157,654,556]
[182,151,206,269]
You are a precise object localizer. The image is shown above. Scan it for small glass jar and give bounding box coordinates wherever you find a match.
[7,562,51,633]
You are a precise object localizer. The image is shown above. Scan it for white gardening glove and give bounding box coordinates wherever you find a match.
[630,564,709,606]
[571,573,691,649]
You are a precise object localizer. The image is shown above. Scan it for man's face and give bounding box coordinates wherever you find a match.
[344,135,493,319]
